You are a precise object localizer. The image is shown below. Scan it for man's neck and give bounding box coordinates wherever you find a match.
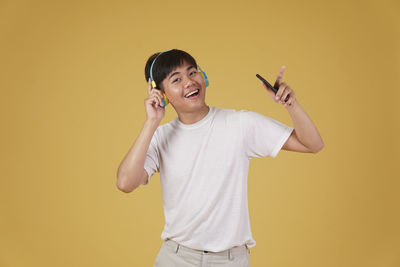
[177,105,210,125]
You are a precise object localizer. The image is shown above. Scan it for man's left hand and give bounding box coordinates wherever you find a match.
[260,65,297,107]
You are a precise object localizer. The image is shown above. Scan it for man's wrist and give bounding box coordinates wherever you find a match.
[144,118,161,129]
[285,98,299,109]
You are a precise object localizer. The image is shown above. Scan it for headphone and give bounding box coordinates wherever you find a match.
[149,49,209,106]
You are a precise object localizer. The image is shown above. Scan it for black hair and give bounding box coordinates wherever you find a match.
[144,49,197,91]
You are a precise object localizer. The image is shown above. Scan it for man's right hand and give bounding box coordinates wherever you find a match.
[144,78,166,123]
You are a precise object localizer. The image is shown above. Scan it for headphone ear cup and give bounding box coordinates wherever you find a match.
[201,71,209,87]
[162,92,169,106]
[151,79,168,106]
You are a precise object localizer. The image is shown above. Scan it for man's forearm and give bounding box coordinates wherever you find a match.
[286,99,324,152]
[116,119,159,191]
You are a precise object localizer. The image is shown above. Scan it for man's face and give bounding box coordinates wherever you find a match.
[161,61,207,113]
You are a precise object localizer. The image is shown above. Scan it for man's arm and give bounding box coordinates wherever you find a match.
[116,119,159,193]
[116,78,165,193]
[282,100,324,153]
[260,66,324,154]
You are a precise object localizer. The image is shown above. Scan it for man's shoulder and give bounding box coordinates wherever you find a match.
[156,119,176,133]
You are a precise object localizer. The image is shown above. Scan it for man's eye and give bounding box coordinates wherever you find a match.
[173,78,180,83]
[190,71,197,76]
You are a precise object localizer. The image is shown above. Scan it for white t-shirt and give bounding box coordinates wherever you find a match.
[143,106,293,252]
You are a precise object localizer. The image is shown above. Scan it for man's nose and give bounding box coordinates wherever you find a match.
[183,75,196,88]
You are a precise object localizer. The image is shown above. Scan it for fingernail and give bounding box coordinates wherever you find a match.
[275,96,279,100]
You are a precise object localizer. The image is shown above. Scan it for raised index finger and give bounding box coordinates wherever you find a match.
[274,65,286,88]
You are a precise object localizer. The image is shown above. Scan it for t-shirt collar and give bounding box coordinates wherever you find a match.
[174,106,215,130]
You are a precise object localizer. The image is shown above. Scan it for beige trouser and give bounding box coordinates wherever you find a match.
[154,239,250,267]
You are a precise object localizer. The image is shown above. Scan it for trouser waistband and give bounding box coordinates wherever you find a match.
[164,239,250,257]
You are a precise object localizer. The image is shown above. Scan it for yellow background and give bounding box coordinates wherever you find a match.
[1,0,399,266]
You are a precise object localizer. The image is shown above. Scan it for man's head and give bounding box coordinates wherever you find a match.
[144,49,208,114]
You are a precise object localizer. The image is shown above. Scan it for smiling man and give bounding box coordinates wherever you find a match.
[116,49,324,267]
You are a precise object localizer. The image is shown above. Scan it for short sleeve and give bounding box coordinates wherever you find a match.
[240,110,294,158]
[142,131,160,185]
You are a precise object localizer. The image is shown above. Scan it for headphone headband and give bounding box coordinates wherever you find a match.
[150,49,173,89]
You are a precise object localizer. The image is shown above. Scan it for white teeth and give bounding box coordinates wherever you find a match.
[185,89,199,98]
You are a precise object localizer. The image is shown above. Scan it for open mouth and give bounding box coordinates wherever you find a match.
[185,89,200,99]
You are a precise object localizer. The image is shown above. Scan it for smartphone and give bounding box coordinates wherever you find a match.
[256,73,289,102]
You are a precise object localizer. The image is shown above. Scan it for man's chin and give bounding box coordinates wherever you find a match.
[174,101,207,113]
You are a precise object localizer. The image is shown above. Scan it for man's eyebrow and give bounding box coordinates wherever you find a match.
[168,65,196,80]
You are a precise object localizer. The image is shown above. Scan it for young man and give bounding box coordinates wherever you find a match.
[116,49,324,267]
